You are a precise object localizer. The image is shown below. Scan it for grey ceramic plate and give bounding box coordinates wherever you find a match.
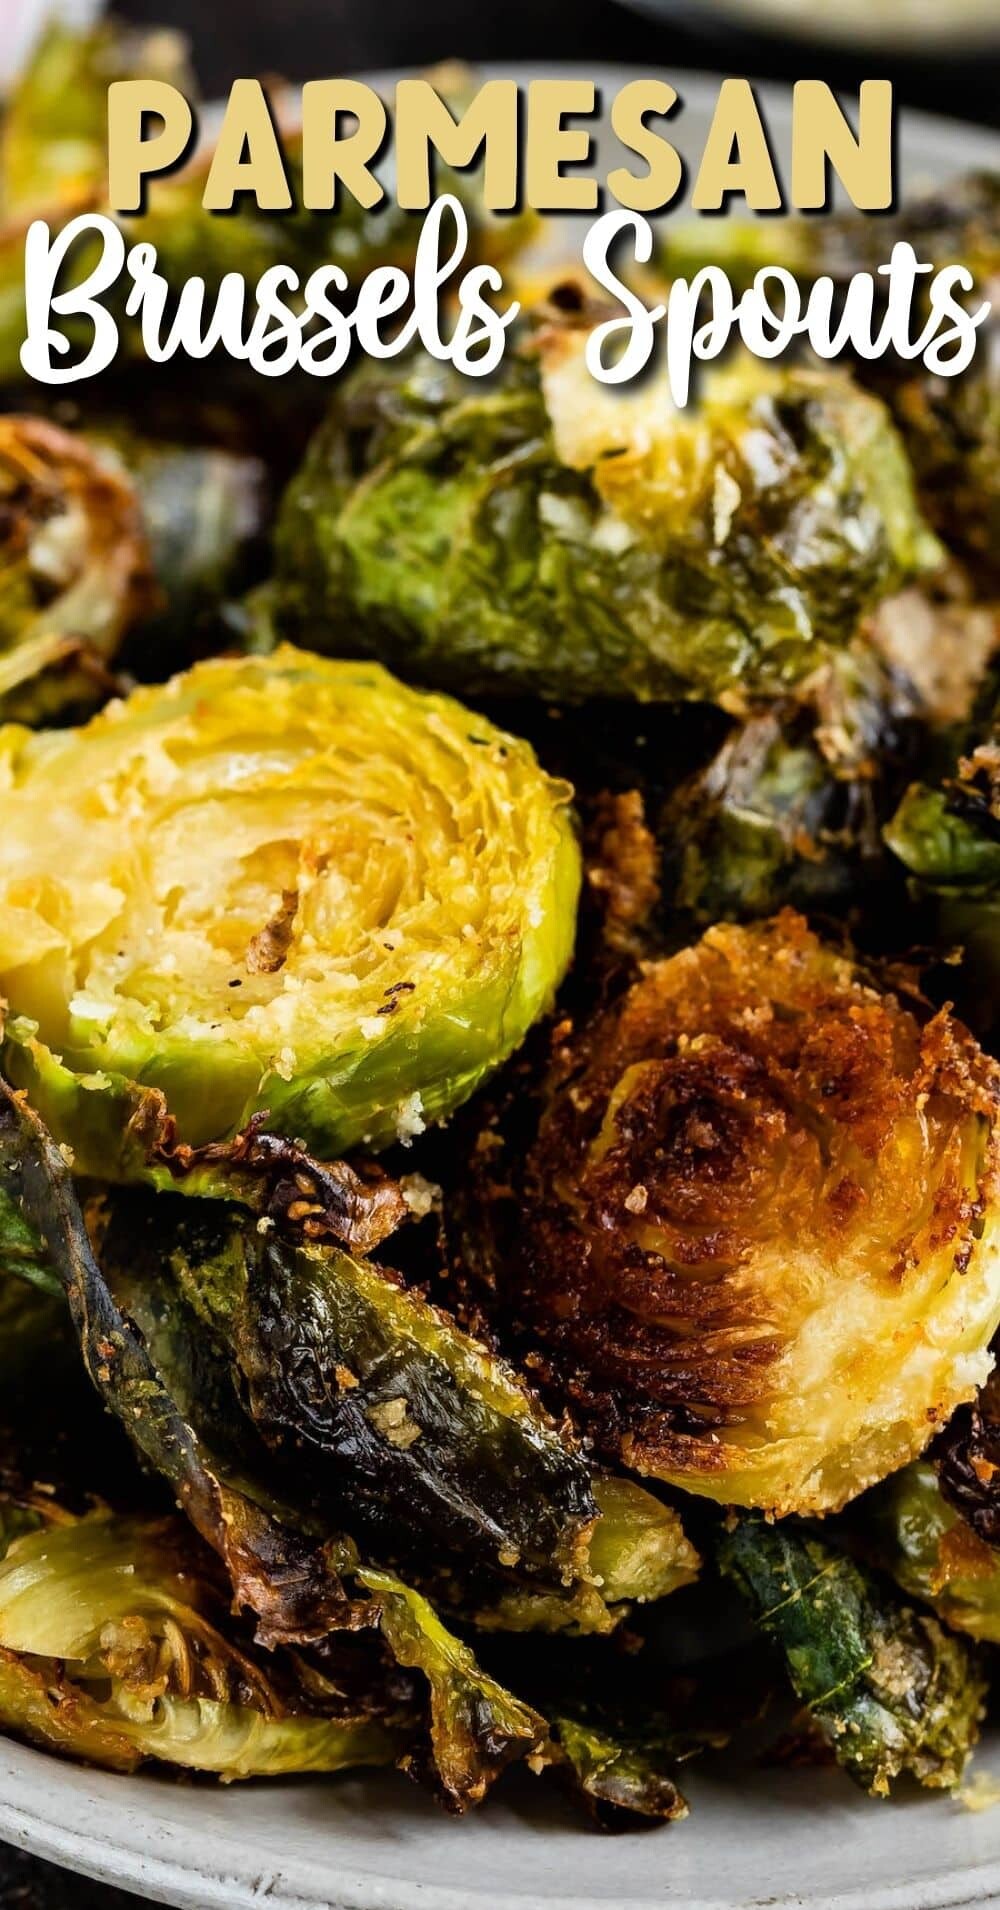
[1,64,998,1910]
[612,0,1000,54]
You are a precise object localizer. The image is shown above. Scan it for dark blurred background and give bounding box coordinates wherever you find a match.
[0,1,996,1905]
[113,0,1000,128]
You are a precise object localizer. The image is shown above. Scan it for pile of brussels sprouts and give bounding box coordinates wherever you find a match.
[0,15,999,1830]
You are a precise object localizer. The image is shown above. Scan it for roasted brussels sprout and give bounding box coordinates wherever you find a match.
[0,646,579,1157]
[877,342,1000,590]
[885,676,1000,1031]
[660,176,1000,584]
[718,1515,985,1796]
[0,415,155,723]
[660,640,920,927]
[0,1078,699,1806]
[933,1361,1000,1547]
[460,911,1000,1515]
[271,317,941,707]
[90,1186,600,1588]
[0,1502,404,1779]
[863,1462,1000,1645]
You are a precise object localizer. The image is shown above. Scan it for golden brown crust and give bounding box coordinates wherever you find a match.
[497,912,1000,1512]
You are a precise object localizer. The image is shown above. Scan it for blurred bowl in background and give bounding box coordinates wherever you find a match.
[614,0,1000,53]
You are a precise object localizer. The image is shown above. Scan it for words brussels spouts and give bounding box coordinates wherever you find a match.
[19,75,993,401]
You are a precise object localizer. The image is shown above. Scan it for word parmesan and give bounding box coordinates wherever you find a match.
[105,76,895,215]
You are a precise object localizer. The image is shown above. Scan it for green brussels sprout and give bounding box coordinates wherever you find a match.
[885,677,1000,1031]
[0,1503,404,1779]
[91,1185,600,1588]
[457,911,1000,1517]
[0,415,156,723]
[718,1515,986,1796]
[0,646,580,1157]
[661,640,919,926]
[271,317,942,706]
[863,1461,1000,1644]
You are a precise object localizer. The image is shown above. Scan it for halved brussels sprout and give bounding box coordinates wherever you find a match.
[863,1461,1000,1644]
[272,317,941,707]
[463,910,1000,1515]
[0,416,156,723]
[0,646,579,1156]
[719,1515,985,1796]
[0,1505,403,1779]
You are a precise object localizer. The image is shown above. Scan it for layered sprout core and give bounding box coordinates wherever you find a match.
[0,646,580,1154]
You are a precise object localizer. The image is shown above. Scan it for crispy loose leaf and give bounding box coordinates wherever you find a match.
[0,1080,361,1646]
[357,1568,549,1808]
[0,1504,402,1779]
[90,1186,598,1587]
[718,1515,985,1796]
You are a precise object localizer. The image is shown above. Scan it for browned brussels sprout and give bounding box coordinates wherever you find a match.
[271,318,941,707]
[718,1515,985,1797]
[457,911,1000,1517]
